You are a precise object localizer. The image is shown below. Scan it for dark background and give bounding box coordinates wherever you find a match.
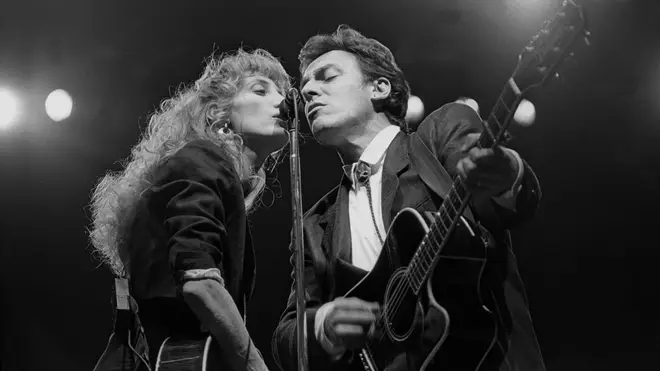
[1,0,658,370]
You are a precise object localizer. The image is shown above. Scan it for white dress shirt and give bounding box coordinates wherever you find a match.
[344,125,401,271]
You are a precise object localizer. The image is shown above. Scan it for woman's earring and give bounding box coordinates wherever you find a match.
[220,122,232,135]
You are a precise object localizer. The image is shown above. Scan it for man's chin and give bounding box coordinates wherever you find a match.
[310,121,330,139]
[311,127,341,147]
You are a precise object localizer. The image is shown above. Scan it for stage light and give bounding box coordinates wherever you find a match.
[514,99,536,127]
[45,89,73,122]
[0,88,19,129]
[406,95,425,124]
[505,0,547,13]
[455,97,480,115]
[456,96,535,127]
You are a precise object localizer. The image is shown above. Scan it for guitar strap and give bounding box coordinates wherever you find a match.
[407,132,476,223]
[92,278,151,371]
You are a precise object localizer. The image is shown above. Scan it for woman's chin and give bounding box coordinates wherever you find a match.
[273,125,289,139]
[275,118,288,130]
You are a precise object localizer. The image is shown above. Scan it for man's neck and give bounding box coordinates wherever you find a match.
[337,114,392,164]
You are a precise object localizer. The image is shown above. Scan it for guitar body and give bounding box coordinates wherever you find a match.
[336,208,502,371]
[155,335,224,371]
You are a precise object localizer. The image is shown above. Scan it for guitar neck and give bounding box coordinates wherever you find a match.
[406,78,523,294]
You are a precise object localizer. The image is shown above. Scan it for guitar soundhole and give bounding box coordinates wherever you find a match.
[383,268,421,342]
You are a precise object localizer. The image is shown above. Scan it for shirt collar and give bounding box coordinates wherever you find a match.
[342,125,401,181]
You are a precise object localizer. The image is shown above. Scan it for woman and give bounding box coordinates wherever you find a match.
[89,48,291,371]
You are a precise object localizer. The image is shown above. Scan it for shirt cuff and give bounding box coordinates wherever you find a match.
[492,148,524,210]
[181,268,224,286]
[314,301,346,361]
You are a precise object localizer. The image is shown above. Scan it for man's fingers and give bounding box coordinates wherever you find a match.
[466,147,512,173]
[460,133,481,152]
[333,323,366,348]
[334,297,380,312]
[332,324,372,349]
[334,324,365,337]
[468,147,494,162]
[332,310,378,326]
[457,157,476,182]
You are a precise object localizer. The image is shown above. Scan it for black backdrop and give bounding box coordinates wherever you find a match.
[1,0,658,370]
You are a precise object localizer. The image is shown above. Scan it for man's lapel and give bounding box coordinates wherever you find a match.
[319,131,411,262]
[381,131,411,231]
[319,176,353,262]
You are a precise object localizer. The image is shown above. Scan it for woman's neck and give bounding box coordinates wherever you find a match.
[241,144,265,172]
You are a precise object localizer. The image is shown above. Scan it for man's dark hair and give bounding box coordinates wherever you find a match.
[299,25,411,130]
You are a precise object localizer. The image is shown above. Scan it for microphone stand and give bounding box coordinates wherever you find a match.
[285,88,308,371]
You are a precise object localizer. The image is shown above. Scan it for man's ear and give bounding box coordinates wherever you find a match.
[370,77,392,103]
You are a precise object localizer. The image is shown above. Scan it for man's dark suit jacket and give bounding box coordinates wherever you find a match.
[271,103,545,371]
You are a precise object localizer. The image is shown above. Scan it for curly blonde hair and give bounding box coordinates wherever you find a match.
[89,48,292,277]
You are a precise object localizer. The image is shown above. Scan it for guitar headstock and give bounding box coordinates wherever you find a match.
[513,0,590,93]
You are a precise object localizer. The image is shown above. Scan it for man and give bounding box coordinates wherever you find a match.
[272,25,545,371]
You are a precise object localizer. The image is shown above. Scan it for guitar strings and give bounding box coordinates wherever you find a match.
[366,182,467,353]
[364,105,514,355]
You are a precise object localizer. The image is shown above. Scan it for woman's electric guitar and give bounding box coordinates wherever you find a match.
[334,1,590,371]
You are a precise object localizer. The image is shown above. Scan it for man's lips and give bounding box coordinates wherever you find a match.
[307,105,323,122]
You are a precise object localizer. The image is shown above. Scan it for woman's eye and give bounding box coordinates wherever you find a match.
[252,84,267,95]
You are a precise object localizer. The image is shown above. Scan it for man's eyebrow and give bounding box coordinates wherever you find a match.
[301,63,339,88]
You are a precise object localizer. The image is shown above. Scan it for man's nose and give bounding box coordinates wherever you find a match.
[301,81,320,104]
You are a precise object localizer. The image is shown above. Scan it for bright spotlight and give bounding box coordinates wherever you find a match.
[405,95,425,124]
[455,97,480,116]
[45,89,73,122]
[0,89,19,129]
[505,0,547,14]
[513,99,536,127]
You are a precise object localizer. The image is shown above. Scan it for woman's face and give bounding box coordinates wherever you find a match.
[229,74,288,155]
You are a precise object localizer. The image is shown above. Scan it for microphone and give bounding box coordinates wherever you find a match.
[278,88,304,121]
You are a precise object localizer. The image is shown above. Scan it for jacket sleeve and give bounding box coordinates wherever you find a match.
[417,103,547,370]
[149,140,242,291]
[271,226,350,371]
[415,102,541,229]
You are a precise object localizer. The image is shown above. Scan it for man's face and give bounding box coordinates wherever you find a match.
[300,50,376,146]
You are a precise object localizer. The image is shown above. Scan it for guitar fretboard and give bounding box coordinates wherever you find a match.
[406,78,523,294]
